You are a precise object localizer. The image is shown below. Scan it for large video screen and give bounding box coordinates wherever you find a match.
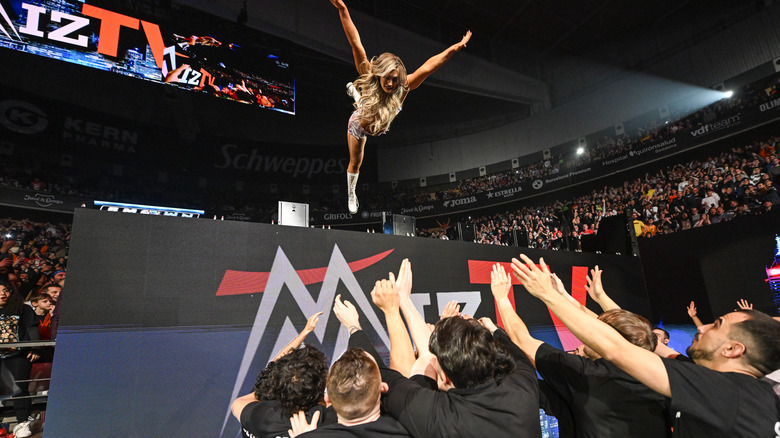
[0,0,295,113]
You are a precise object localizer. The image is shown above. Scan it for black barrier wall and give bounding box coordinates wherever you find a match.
[639,209,780,324]
[46,209,650,437]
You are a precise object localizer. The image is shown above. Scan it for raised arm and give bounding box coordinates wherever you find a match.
[272,311,323,361]
[736,299,753,310]
[511,255,671,397]
[585,266,620,312]
[371,274,415,376]
[490,263,543,367]
[392,259,429,354]
[330,0,370,74]
[406,31,471,91]
[687,301,704,327]
[552,272,598,319]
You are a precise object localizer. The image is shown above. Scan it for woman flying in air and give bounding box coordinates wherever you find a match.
[330,0,471,213]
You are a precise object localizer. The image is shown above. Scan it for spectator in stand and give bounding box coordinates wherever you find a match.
[0,280,42,437]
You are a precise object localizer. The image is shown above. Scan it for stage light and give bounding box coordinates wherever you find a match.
[576,147,585,155]
[723,90,734,98]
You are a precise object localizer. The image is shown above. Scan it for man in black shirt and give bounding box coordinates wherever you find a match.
[490,263,670,437]
[335,278,542,438]
[511,254,780,438]
[232,313,335,438]
[288,347,410,438]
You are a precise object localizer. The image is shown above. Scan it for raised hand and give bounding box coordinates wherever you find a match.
[585,265,605,300]
[736,299,753,310]
[686,301,697,318]
[329,0,346,10]
[394,258,413,300]
[371,278,400,314]
[551,273,569,297]
[510,255,556,301]
[334,294,361,332]
[289,410,320,438]
[490,263,512,301]
[455,31,472,50]
[440,300,461,319]
[304,311,324,333]
[478,317,498,334]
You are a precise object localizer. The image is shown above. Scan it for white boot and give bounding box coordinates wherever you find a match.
[346,82,361,103]
[347,172,359,214]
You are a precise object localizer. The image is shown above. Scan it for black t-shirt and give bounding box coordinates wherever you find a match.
[663,358,780,437]
[349,329,542,438]
[535,343,671,438]
[0,305,39,344]
[240,401,336,438]
[299,415,410,438]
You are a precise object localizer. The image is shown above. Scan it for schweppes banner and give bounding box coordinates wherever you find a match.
[48,209,650,437]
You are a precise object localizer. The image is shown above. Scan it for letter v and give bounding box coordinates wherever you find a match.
[141,20,165,69]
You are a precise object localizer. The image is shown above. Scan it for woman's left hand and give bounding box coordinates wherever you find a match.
[456,31,472,49]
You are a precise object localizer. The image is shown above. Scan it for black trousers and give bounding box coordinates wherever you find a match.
[1,352,32,422]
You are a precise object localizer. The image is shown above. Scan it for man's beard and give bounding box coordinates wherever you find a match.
[687,337,717,362]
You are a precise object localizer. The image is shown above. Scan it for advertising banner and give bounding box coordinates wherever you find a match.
[48,209,650,437]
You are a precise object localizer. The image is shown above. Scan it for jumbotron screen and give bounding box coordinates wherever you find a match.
[0,0,295,113]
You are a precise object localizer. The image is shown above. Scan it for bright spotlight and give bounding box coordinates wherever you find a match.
[576,147,585,155]
[723,90,734,98]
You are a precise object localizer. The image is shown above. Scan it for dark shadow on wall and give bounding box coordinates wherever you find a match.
[639,209,780,324]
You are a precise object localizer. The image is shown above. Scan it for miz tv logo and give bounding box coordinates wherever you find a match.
[0,1,200,80]
[216,244,589,434]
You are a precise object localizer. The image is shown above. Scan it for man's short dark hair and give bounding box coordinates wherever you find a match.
[598,310,657,351]
[40,284,61,294]
[326,348,381,421]
[653,326,670,342]
[730,310,780,376]
[253,345,328,415]
[429,317,514,389]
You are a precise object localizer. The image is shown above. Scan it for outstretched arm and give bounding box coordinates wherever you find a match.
[491,263,543,367]
[687,301,704,327]
[372,274,415,376]
[585,266,620,312]
[395,259,434,360]
[406,31,471,91]
[330,0,370,74]
[511,255,671,397]
[272,311,323,361]
[552,273,598,319]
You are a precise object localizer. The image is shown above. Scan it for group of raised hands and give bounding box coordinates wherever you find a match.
[686,298,753,327]
[326,255,618,376]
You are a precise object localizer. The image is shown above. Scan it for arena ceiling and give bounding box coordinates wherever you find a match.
[289,0,764,146]
[347,0,760,63]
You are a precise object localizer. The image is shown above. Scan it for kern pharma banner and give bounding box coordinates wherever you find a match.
[0,0,295,113]
[48,209,649,437]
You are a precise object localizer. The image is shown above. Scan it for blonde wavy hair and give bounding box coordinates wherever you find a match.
[353,53,408,135]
